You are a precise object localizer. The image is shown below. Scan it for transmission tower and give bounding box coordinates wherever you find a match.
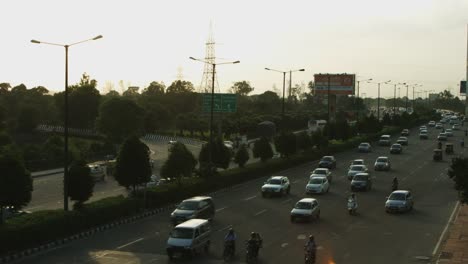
[199,22,220,93]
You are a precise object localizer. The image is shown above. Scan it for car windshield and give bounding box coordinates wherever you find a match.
[398,137,406,140]
[377,158,387,163]
[353,175,368,181]
[170,228,193,239]
[359,143,369,147]
[352,160,364,165]
[267,179,282,185]
[389,193,406,201]
[391,144,400,148]
[322,157,332,161]
[313,169,326,175]
[295,202,312,209]
[350,165,363,171]
[309,178,324,184]
[177,201,199,210]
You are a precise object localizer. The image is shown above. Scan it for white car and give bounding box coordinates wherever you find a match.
[374,156,391,171]
[350,159,365,167]
[445,129,453,137]
[453,124,460,130]
[419,126,427,131]
[306,176,330,194]
[310,168,332,183]
[347,165,369,180]
[290,198,320,222]
[379,135,391,146]
[261,176,290,197]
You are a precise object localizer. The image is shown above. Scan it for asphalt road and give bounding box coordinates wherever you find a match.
[17,124,464,264]
[25,140,260,212]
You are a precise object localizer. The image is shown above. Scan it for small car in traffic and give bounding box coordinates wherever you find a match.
[437,133,448,141]
[358,142,372,153]
[378,135,391,146]
[396,137,408,146]
[390,143,403,154]
[385,190,414,213]
[318,156,336,169]
[166,219,211,259]
[310,168,332,183]
[306,176,330,194]
[347,165,369,180]
[453,124,460,130]
[374,156,391,171]
[261,176,290,197]
[350,159,365,167]
[170,196,215,225]
[419,130,428,139]
[435,123,443,129]
[401,129,409,136]
[350,173,372,191]
[445,129,454,137]
[428,121,436,127]
[290,198,320,222]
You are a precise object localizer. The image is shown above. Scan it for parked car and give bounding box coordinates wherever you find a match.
[396,137,408,146]
[290,198,320,222]
[347,165,369,180]
[374,156,391,171]
[261,176,290,197]
[170,196,215,225]
[350,173,372,191]
[390,143,403,154]
[310,168,332,183]
[378,135,391,146]
[306,176,330,194]
[385,190,414,213]
[318,156,336,169]
[358,142,372,153]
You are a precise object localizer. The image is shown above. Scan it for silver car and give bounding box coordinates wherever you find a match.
[385,190,414,213]
[358,142,372,152]
[374,156,391,171]
[347,165,368,180]
[290,198,320,222]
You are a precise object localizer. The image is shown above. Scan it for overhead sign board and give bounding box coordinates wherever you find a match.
[202,93,237,113]
[313,74,356,95]
[460,81,466,95]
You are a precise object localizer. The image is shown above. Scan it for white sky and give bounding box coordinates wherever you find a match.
[1,0,467,98]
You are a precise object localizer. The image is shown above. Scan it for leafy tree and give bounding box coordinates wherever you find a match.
[447,157,468,204]
[382,113,392,126]
[114,136,151,193]
[234,144,249,168]
[253,137,274,162]
[296,131,312,151]
[0,83,11,93]
[16,106,40,133]
[274,131,297,158]
[67,159,94,210]
[160,142,197,186]
[142,81,165,96]
[166,80,194,94]
[199,138,232,169]
[311,129,328,149]
[229,81,254,96]
[0,145,32,224]
[96,97,145,143]
[0,132,12,147]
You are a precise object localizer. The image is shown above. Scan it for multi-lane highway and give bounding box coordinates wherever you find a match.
[17,125,463,264]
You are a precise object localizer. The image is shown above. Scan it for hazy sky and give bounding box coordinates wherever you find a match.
[1,0,467,98]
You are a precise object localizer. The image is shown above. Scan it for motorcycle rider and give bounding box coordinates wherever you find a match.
[348,193,358,212]
[246,232,260,259]
[224,228,237,255]
[392,177,399,191]
[304,235,317,260]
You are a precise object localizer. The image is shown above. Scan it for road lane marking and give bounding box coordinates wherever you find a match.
[216,206,228,212]
[281,198,292,204]
[243,195,257,201]
[254,209,267,216]
[116,238,144,249]
[292,180,300,183]
[216,225,232,232]
[297,234,307,240]
[281,243,288,248]
[432,201,460,256]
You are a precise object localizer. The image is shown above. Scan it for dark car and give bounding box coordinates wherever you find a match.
[350,173,372,191]
[390,143,403,154]
[170,196,215,225]
[396,137,408,146]
[318,156,336,169]
[401,129,409,136]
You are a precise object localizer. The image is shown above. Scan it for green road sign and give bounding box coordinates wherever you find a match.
[202,93,237,113]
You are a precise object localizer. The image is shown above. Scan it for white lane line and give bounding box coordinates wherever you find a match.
[116,238,144,249]
[281,243,288,248]
[216,206,228,212]
[281,198,292,204]
[243,195,257,201]
[432,201,460,256]
[254,209,267,216]
[216,225,232,232]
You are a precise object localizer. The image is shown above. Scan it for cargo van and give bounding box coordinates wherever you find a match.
[166,219,211,259]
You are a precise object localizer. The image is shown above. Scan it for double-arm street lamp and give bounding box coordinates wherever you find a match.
[356,78,372,121]
[265,68,305,118]
[31,35,103,211]
[374,80,391,121]
[189,57,239,164]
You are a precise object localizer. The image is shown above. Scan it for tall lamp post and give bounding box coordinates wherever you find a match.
[375,80,391,121]
[31,35,103,211]
[265,68,305,118]
[190,57,239,164]
[393,83,406,115]
[356,78,372,121]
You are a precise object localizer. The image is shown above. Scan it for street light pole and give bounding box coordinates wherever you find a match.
[405,84,409,111]
[190,57,239,165]
[265,68,305,118]
[376,80,391,121]
[356,78,372,122]
[31,35,103,211]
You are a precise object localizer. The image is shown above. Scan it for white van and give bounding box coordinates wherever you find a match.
[166,219,211,259]
[378,135,391,146]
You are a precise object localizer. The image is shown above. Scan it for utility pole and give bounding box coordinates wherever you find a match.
[465,24,468,116]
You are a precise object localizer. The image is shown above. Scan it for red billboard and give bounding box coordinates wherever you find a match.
[314,74,355,95]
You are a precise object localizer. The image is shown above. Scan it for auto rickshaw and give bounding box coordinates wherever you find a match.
[433,149,443,161]
[445,143,454,154]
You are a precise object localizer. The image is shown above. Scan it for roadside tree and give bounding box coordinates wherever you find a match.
[448,157,468,203]
[198,138,232,169]
[253,136,274,162]
[68,160,94,210]
[274,131,297,158]
[234,144,249,168]
[160,142,197,186]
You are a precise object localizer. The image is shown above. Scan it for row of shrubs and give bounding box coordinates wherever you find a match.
[0,121,426,255]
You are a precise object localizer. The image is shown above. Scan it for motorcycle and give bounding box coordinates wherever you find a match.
[223,241,235,261]
[245,242,258,264]
[304,249,316,264]
[347,198,357,215]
